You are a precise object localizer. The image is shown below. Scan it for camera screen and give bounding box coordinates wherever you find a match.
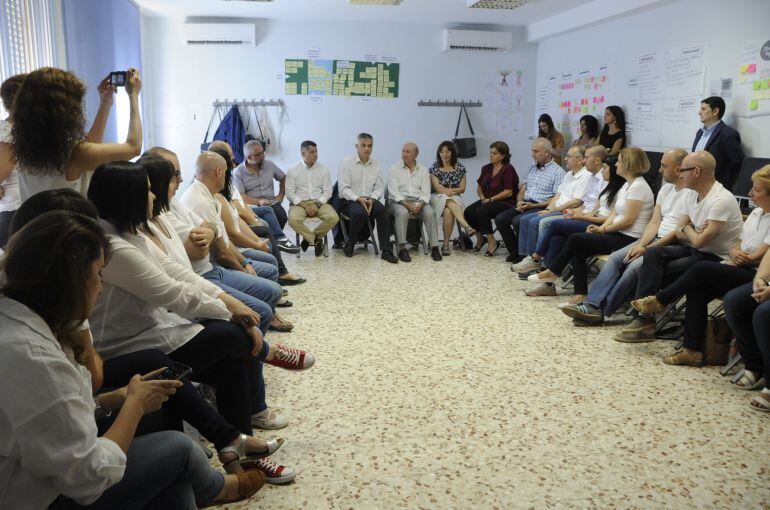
[109,71,126,87]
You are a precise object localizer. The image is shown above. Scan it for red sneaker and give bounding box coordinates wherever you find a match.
[265,343,315,371]
[241,458,296,484]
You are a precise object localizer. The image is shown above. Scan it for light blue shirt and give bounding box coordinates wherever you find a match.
[694,120,721,152]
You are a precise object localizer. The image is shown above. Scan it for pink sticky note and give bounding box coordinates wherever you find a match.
[748,64,757,73]
[600,96,605,102]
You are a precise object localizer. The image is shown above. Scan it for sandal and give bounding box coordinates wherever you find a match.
[749,391,770,413]
[464,226,477,237]
[441,245,451,256]
[734,370,765,390]
[473,236,487,252]
[218,433,285,472]
[269,313,294,332]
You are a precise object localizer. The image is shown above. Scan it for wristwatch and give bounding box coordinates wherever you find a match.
[94,396,112,420]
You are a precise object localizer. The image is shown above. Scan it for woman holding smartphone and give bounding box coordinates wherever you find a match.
[0,211,265,509]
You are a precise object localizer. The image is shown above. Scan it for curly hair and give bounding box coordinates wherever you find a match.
[11,67,86,174]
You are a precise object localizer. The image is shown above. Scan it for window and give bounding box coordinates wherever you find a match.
[0,0,59,116]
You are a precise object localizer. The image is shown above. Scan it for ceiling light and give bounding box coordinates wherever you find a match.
[467,0,531,8]
[349,0,403,5]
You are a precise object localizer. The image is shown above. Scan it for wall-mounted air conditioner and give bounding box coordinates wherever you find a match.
[442,29,512,52]
[183,23,256,46]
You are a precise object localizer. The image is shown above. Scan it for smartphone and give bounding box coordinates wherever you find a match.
[149,362,192,381]
[109,71,127,87]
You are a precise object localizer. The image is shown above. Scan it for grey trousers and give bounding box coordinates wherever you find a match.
[388,200,439,248]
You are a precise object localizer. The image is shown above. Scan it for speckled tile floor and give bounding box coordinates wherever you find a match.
[211,242,770,509]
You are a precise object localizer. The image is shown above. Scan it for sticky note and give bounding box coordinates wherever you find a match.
[750,99,759,110]
[592,105,597,111]
[749,64,757,73]
[754,80,762,90]
[740,64,750,74]
[763,79,770,89]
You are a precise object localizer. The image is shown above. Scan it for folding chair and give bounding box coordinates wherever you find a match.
[384,189,429,255]
[339,212,379,255]
[294,218,330,258]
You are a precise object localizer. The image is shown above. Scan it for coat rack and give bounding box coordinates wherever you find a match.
[212,98,284,108]
[417,99,482,107]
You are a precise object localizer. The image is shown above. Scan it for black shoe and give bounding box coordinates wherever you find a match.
[314,243,324,257]
[431,246,443,261]
[381,249,398,264]
[332,242,344,250]
[397,248,411,262]
[278,276,306,286]
[343,242,354,258]
[300,239,309,252]
[277,237,300,254]
[506,253,524,263]
[276,299,293,308]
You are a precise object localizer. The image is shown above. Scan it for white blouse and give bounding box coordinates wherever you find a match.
[89,220,231,360]
[0,120,20,212]
[0,297,126,509]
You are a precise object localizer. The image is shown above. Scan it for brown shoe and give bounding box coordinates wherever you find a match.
[631,295,666,314]
[614,318,656,343]
[210,470,266,506]
[662,348,704,367]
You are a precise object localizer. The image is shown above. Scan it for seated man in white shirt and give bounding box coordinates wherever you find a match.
[387,142,442,262]
[285,140,339,257]
[617,150,744,341]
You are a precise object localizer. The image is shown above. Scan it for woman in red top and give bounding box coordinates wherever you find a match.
[464,141,519,256]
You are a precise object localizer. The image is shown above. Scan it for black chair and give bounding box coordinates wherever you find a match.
[733,157,770,212]
[643,151,663,198]
[330,182,379,255]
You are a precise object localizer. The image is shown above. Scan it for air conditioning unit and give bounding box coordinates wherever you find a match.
[442,29,512,52]
[183,23,256,46]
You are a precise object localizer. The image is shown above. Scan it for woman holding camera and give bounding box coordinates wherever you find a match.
[0,210,266,509]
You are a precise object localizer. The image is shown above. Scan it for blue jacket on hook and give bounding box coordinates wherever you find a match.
[212,106,247,164]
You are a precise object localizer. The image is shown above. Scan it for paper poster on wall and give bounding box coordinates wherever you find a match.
[736,39,770,118]
[626,44,709,148]
[548,64,609,143]
[284,58,399,99]
[482,68,525,137]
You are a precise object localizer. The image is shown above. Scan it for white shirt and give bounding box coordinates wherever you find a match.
[180,179,232,248]
[338,154,385,202]
[90,220,230,360]
[148,213,194,270]
[612,176,654,238]
[0,297,126,509]
[656,183,695,238]
[166,198,214,275]
[0,120,20,212]
[285,160,333,205]
[740,207,770,253]
[681,181,744,258]
[582,172,607,214]
[387,160,431,203]
[554,167,590,209]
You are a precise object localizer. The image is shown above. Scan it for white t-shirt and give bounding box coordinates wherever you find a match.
[554,167,591,209]
[612,176,654,238]
[655,183,695,238]
[166,198,214,276]
[681,181,743,258]
[740,207,770,254]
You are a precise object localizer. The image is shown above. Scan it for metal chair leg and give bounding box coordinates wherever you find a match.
[323,232,330,257]
[295,233,301,259]
[368,218,379,254]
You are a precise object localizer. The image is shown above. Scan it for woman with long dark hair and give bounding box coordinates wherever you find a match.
[428,140,474,255]
[0,210,265,509]
[573,114,600,148]
[599,105,626,156]
[537,114,565,166]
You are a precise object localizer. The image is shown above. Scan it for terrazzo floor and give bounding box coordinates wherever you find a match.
[212,242,770,509]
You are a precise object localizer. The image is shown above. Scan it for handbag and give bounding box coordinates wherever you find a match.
[703,316,732,366]
[453,106,477,159]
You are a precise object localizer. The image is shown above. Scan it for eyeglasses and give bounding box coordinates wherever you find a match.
[679,166,698,173]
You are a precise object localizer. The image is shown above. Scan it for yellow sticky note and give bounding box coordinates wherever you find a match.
[740,64,750,74]
[750,99,759,110]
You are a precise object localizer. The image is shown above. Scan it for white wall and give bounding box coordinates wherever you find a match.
[140,16,537,200]
[535,0,770,157]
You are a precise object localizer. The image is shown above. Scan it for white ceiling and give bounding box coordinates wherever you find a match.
[133,0,596,26]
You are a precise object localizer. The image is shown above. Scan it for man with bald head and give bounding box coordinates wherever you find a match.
[562,148,694,325]
[615,150,743,343]
[387,142,441,261]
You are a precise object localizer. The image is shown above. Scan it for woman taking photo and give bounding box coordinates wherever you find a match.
[428,140,475,256]
[599,105,626,157]
[537,114,565,166]
[0,211,265,509]
[464,141,519,256]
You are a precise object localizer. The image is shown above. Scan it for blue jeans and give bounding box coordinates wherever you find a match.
[583,242,643,315]
[241,249,279,281]
[534,218,591,266]
[251,205,286,238]
[50,431,223,510]
[518,211,562,256]
[725,283,770,383]
[203,266,280,334]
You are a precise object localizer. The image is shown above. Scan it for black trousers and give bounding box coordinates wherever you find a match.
[494,203,545,254]
[338,198,393,251]
[635,244,721,299]
[271,202,288,229]
[168,320,264,435]
[548,232,635,295]
[465,200,511,235]
[725,283,770,382]
[656,261,756,352]
[251,224,288,276]
[101,349,240,450]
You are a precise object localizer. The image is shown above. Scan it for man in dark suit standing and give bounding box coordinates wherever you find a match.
[692,96,744,190]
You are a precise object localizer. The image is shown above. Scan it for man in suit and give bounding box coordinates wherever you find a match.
[692,96,744,191]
